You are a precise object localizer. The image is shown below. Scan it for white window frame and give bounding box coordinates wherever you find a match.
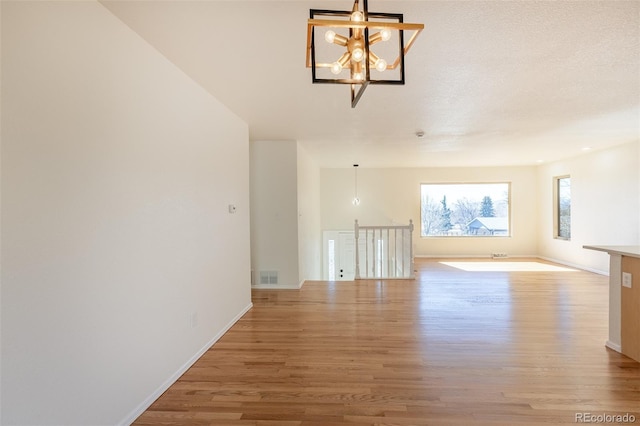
[554,175,571,240]
[420,182,511,238]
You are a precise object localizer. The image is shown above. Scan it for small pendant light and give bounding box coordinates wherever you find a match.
[352,164,360,205]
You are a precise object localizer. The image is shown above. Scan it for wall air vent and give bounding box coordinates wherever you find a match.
[259,271,278,285]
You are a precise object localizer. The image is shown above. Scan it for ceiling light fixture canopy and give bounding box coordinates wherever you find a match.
[306,0,424,108]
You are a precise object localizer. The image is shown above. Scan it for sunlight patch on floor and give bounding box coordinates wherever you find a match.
[440,261,577,272]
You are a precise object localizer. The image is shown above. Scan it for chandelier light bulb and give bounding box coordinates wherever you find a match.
[351,11,364,22]
[353,72,364,81]
[380,28,392,41]
[375,58,387,72]
[352,47,364,62]
[325,30,336,43]
[330,62,343,74]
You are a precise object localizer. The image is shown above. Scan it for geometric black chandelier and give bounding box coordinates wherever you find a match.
[306,0,424,108]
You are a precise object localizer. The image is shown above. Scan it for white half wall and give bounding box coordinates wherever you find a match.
[537,141,640,273]
[250,140,300,288]
[1,2,251,424]
[320,166,538,257]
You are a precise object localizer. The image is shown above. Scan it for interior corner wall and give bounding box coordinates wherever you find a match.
[250,140,300,288]
[1,2,251,425]
[537,141,640,273]
[297,143,322,281]
[320,166,538,257]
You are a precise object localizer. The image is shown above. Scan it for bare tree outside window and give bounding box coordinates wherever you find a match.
[420,183,511,237]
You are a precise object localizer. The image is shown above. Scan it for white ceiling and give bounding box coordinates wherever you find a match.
[101,0,640,168]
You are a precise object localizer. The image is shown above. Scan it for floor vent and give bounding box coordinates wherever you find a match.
[259,271,278,285]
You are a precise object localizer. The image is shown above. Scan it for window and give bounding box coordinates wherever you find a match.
[555,176,571,240]
[420,183,511,237]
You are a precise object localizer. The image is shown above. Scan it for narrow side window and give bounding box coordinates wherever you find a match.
[554,176,571,240]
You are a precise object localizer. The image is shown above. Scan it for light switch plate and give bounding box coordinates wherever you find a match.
[622,272,632,288]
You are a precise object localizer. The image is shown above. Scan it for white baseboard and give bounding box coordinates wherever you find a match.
[606,340,622,353]
[537,256,609,276]
[414,254,493,259]
[251,281,303,289]
[251,285,300,289]
[118,302,253,426]
[415,254,539,259]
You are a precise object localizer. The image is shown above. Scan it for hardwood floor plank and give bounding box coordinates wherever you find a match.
[133,258,640,425]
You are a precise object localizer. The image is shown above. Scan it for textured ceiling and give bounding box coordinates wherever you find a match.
[101,0,640,168]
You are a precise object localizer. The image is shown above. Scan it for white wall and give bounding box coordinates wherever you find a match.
[297,143,322,281]
[250,140,300,288]
[1,2,251,425]
[0,0,3,416]
[537,141,640,273]
[321,166,538,257]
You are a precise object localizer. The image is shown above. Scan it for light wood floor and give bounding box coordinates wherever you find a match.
[134,258,640,425]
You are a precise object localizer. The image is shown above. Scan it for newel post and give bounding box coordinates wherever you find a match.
[354,219,360,279]
[409,219,414,278]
